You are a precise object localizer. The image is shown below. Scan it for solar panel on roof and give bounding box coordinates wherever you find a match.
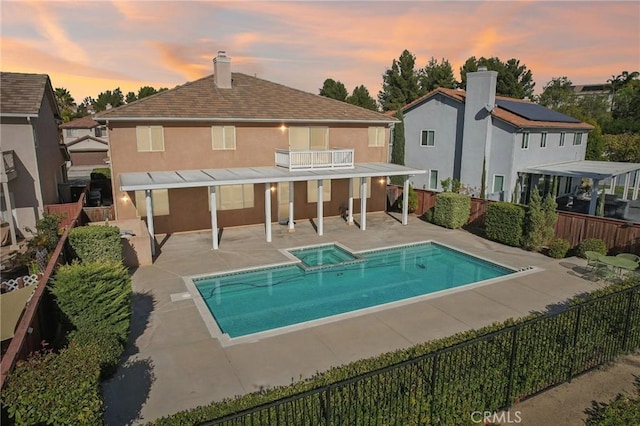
[496,99,581,123]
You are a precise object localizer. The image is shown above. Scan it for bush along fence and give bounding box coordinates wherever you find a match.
[149,280,640,426]
[403,187,640,255]
[1,224,130,425]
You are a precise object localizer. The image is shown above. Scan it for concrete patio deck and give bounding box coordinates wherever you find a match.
[103,212,607,425]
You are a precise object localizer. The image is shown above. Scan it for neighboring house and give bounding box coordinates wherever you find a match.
[0,72,69,246]
[572,83,613,111]
[96,52,422,251]
[402,69,594,205]
[59,115,109,167]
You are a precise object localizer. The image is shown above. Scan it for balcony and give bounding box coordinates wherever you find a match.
[275,148,354,171]
[0,151,17,183]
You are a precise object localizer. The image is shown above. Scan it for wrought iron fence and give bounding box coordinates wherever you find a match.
[201,284,640,425]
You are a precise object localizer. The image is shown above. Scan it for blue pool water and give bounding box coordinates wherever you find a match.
[194,242,514,338]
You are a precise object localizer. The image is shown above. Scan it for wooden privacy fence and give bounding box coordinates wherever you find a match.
[401,187,640,255]
[45,187,88,227]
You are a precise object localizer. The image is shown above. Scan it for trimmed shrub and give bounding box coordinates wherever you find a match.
[585,381,640,425]
[2,341,103,426]
[70,329,124,380]
[394,185,418,213]
[432,192,471,229]
[576,238,608,259]
[485,202,526,247]
[547,238,571,259]
[90,167,111,180]
[52,262,132,341]
[32,213,62,251]
[69,225,123,264]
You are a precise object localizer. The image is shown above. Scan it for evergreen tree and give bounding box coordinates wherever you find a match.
[523,189,545,251]
[378,50,424,111]
[420,57,457,92]
[319,79,348,101]
[346,85,378,111]
[390,109,405,185]
[541,194,558,244]
[459,56,535,99]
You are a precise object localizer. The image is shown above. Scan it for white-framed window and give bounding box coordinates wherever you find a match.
[540,132,547,148]
[136,126,164,152]
[65,129,80,138]
[368,127,385,147]
[290,127,329,151]
[573,133,583,145]
[559,132,566,147]
[492,175,505,193]
[421,130,435,147]
[212,126,236,150]
[429,169,438,190]
[134,189,170,216]
[521,132,529,149]
[307,180,332,203]
[352,177,371,199]
[210,184,254,210]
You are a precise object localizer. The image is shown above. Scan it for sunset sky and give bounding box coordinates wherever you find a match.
[1,1,638,103]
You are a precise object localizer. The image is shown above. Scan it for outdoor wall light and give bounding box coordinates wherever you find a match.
[270,186,276,192]
[280,124,287,132]
[121,193,129,203]
[379,178,386,185]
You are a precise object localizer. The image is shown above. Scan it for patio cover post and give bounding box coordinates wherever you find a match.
[317,179,324,236]
[347,178,354,225]
[265,183,272,242]
[609,176,617,195]
[288,182,295,232]
[634,170,640,200]
[360,177,367,231]
[1,181,16,246]
[588,179,600,216]
[402,176,410,225]
[145,189,156,256]
[623,172,631,200]
[209,186,218,250]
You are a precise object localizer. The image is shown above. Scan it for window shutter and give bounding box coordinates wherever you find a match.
[150,126,164,151]
[212,126,224,150]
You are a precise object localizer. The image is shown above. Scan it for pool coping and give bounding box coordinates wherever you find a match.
[183,240,541,347]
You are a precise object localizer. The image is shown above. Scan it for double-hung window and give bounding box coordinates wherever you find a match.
[212,126,236,150]
[573,133,583,145]
[368,127,385,147]
[429,170,438,190]
[540,132,547,148]
[134,189,170,216]
[559,132,566,147]
[136,126,164,152]
[211,184,254,210]
[521,132,529,149]
[493,175,505,193]
[421,130,435,147]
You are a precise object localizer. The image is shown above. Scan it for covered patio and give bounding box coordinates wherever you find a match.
[119,162,425,255]
[519,160,640,216]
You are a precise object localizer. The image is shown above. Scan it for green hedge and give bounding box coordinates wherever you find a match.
[432,192,471,229]
[485,202,526,247]
[69,329,124,380]
[2,340,103,426]
[52,262,132,341]
[69,225,123,264]
[547,238,571,259]
[576,238,608,259]
[148,279,640,426]
[585,380,640,425]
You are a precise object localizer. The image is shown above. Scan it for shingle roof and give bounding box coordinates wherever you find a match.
[403,87,593,131]
[59,114,101,129]
[96,73,396,124]
[0,72,51,116]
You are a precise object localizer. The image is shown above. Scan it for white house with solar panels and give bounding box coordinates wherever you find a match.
[401,68,596,206]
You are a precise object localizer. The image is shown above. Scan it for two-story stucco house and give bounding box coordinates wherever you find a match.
[402,69,594,205]
[60,115,109,169]
[96,52,423,252]
[0,72,69,246]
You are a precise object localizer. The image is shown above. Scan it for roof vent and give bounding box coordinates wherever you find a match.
[478,66,488,72]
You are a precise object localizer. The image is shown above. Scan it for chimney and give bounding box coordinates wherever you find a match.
[459,68,498,195]
[213,51,232,89]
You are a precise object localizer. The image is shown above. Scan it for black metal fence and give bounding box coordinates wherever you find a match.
[202,285,640,426]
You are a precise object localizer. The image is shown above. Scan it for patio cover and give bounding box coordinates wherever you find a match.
[118,163,426,252]
[119,162,425,191]
[520,160,640,181]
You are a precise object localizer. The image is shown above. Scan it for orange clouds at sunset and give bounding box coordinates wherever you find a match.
[1,1,637,101]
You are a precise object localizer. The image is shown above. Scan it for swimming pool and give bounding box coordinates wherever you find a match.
[192,242,516,341]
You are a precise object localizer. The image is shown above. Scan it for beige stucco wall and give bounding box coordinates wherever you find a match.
[108,122,389,233]
[34,95,66,206]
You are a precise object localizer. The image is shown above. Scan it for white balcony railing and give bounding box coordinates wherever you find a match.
[275,148,354,171]
[0,150,17,183]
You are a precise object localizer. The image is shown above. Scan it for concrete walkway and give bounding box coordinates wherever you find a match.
[103,213,610,425]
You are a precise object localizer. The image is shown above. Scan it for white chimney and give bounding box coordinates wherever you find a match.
[213,51,232,89]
